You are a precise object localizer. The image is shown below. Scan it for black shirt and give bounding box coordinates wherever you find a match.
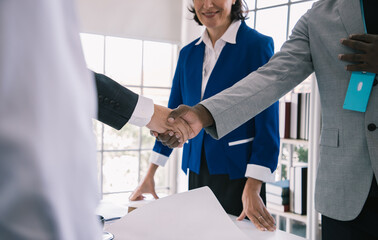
[363,0,378,34]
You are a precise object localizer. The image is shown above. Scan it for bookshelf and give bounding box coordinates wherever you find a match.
[268,74,322,239]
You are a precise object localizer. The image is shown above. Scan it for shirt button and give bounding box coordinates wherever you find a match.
[368,124,376,131]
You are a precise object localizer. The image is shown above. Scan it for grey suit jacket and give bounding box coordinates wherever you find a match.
[201,0,378,221]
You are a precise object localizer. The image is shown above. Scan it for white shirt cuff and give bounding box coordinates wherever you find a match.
[149,151,169,167]
[128,95,154,127]
[245,164,276,183]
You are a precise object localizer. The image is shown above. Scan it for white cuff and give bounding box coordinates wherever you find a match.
[245,164,276,183]
[149,151,169,167]
[128,95,154,127]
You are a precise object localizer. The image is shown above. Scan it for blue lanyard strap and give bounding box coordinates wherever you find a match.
[360,0,367,34]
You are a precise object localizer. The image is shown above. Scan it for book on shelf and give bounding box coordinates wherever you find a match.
[305,93,311,140]
[266,180,289,197]
[299,93,306,140]
[279,101,291,139]
[266,193,289,205]
[294,166,307,215]
[280,92,311,140]
[289,167,295,212]
[290,93,299,139]
[266,202,290,212]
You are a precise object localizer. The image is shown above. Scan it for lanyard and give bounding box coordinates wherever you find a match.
[360,0,367,34]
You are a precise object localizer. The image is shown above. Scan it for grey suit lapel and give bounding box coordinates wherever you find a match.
[337,0,365,36]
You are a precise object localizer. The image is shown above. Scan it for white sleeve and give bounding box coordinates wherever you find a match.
[149,151,170,167]
[128,95,154,127]
[245,164,276,183]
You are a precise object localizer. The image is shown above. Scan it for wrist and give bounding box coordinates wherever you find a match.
[193,104,214,128]
[246,177,263,193]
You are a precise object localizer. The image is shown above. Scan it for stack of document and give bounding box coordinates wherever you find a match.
[102,187,305,240]
[105,187,249,240]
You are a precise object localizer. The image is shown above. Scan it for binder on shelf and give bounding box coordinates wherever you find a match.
[279,100,285,138]
[305,93,311,140]
[290,93,299,139]
[284,102,291,139]
[266,193,289,205]
[266,180,289,197]
[299,93,306,140]
[294,166,307,215]
[289,167,295,212]
[279,101,291,139]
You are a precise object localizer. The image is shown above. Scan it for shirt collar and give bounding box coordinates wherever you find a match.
[195,20,242,46]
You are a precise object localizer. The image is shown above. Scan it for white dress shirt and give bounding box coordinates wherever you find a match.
[149,21,275,183]
[128,96,154,127]
[0,1,101,239]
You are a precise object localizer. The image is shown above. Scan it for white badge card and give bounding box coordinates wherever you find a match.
[343,71,375,112]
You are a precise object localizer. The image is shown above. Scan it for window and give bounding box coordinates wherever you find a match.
[80,34,178,203]
[246,0,316,52]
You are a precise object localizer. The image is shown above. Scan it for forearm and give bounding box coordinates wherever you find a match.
[201,12,313,139]
[144,163,159,179]
[94,71,140,130]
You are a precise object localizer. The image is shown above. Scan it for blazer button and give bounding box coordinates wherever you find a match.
[115,103,121,110]
[368,123,376,131]
[98,95,104,102]
[373,78,378,86]
[110,100,115,105]
[104,98,109,104]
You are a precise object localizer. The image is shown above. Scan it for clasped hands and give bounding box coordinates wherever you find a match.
[146,104,212,148]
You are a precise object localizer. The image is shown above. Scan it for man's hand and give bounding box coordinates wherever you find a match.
[146,104,192,144]
[339,34,378,74]
[237,178,276,232]
[152,104,214,148]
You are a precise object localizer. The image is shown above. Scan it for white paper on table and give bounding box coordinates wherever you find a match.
[230,216,305,240]
[105,187,249,240]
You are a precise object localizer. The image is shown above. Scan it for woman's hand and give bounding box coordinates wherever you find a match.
[129,164,159,201]
[237,178,276,232]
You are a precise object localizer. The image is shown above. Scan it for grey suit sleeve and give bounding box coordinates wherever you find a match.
[94,72,139,130]
[202,9,315,139]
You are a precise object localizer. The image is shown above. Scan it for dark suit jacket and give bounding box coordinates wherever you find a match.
[94,72,138,130]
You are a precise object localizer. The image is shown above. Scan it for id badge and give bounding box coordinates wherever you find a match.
[343,71,375,112]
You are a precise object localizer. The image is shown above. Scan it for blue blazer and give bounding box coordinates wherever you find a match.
[153,22,280,179]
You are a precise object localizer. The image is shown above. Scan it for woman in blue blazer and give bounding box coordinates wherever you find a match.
[131,0,279,231]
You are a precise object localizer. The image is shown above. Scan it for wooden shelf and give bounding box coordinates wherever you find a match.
[267,208,307,223]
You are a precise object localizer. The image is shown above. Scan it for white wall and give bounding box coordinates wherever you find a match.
[180,0,204,46]
[76,0,203,46]
[76,0,183,44]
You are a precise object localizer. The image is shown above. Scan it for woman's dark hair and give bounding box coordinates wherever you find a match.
[189,0,249,26]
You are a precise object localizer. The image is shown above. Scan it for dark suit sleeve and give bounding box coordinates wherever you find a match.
[94,72,139,130]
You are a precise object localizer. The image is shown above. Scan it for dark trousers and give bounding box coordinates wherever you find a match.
[188,146,266,217]
[322,175,378,240]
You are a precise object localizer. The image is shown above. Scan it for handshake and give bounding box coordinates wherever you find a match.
[145,104,214,148]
